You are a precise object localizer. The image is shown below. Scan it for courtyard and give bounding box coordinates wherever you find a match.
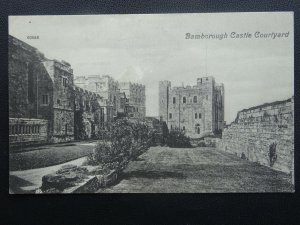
[9,145,293,193]
[97,146,293,193]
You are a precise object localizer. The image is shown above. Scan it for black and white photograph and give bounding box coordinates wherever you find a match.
[8,12,294,194]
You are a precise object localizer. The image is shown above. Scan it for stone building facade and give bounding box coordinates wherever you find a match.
[9,35,146,147]
[74,76,146,119]
[74,86,103,139]
[119,82,146,118]
[159,76,224,138]
[9,35,75,144]
[43,60,75,143]
[217,97,294,178]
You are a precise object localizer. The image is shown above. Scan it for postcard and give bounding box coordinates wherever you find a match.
[8,12,294,193]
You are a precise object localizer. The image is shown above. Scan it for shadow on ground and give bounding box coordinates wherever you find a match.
[121,170,186,180]
[9,175,36,194]
[131,157,145,162]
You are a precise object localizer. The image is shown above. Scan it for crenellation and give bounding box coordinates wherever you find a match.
[159,76,224,138]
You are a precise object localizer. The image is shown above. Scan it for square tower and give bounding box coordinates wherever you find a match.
[159,80,171,122]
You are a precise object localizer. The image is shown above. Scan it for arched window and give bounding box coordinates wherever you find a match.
[183,126,185,131]
[195,113,197,119]
[197,127,200,134]
[173,97,176,104]
[183,97,186,104]
[193,96,197,103]
[199,113,202,119]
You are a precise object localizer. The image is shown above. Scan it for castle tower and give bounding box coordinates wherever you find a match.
[159,80,171,122]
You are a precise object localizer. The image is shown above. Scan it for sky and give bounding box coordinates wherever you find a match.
[9,12,294,123]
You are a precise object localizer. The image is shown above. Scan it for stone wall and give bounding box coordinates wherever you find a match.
[43,60,75,143]
[158,80,171,122]
[218,97,294,175]
[8,35,46,118]
[74,86,103,140]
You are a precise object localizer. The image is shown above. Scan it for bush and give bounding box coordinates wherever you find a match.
[87,118,152,170]
[166,129,191,148]
[91,141,115,164]
[197,142,206,147]
[268,142,277,167]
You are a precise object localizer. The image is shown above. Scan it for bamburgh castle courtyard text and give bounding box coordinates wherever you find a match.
[9,13,294,193]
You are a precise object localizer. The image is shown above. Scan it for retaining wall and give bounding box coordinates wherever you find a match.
[217,98,294,176]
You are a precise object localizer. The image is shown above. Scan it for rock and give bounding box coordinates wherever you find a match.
[43,188,60,193]
[57,164,78,174]
[41,165,89,192]
[87,165,105,175]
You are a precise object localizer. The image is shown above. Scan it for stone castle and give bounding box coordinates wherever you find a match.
[159,76,224,138]
[8,35,146,146]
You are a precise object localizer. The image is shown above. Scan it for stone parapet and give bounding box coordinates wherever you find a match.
[9,118,48,147]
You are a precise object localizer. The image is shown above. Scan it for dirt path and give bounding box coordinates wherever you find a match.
[10,157,87,194]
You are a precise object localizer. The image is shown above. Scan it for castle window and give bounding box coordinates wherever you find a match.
[183,97,186,104]
[193,96,197,103]
[137,107,139,112]
[195,124,200,134]
[42,95,48,105]
[62,77,68,87]
[199,113,202,119]
[169,113,172,119]
[173,97,176,104]
[183,126,185,131]
[206,78,208,81]
[195,113,197,119]
[57,99,60,105]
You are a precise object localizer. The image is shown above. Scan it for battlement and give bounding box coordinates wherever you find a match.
[74,85,101,99]
[197,76,215,86]
[119,81,145,88]
[159,75,224,138]
[46,59,74,74]
[159,80,171,87]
